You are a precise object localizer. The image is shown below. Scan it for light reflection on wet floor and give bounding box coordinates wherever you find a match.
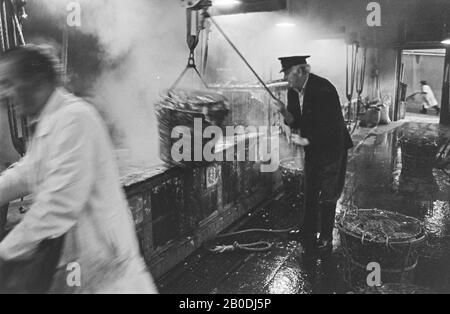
[160,122,450,294]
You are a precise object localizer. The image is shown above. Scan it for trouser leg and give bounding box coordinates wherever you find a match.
[319,202,337,241]
[0,163,8,235]
[318,152,348,240]
[0,206,7,236]
[302,159,319,238]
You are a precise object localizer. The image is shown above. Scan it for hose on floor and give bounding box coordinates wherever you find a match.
[206,227,298,254]
[436,138,450,180]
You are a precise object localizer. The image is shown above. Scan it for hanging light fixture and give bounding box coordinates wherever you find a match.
[441,24,450,45]
[441,35,450,45]
[275,11,296,28]
[213,0,241,7]
[275,22,296,28]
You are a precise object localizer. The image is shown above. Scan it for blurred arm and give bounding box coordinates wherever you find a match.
[0,158,31,207]
[0,115,95,261]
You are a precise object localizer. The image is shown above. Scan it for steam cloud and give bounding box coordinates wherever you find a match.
[207,12,348,102]
[32,0,189,168]
[29,1,350,168]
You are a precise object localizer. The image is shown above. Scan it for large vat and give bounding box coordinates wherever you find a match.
[0,83,290,279]
[123,82,289,279]
[122,135,275,279]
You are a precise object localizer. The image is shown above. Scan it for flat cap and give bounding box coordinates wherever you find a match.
[279,55,310,73]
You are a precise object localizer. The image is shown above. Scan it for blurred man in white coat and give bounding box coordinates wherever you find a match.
[0,45,157,294]
[420,80,440,115]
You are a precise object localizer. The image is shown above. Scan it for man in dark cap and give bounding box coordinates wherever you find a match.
[276,56,353,251]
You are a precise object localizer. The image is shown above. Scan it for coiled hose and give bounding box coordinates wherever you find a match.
[206,227,298,254]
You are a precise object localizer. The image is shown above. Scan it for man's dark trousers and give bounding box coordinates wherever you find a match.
[302,150,348,241]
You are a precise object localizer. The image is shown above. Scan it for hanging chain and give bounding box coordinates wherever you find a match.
[0,4,5,51]
[345,41,368,135]
[356,47,367,97]
[346,42,359,133]
[2,1,10,51]
[349,47,367,135]
[170,7,209,91]
[3,0,28,156]
[346,43,358,102]
[172,5,284,107]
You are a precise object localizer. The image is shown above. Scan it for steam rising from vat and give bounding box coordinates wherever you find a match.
[206,12,347,101]
[30,1,349,167]
[32,0,188,167]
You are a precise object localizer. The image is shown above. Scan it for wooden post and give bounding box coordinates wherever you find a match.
[441,47,450,125]
[393,48,403,122]
[0,163,8,236]
[0,204,7,236]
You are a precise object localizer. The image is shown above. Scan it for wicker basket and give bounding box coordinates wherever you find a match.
[155,89,229,168]
[337,209,426,289]
[400,139,439,174]
[363,107,381,128]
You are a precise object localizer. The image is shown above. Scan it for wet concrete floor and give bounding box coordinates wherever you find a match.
[158,121,450,294]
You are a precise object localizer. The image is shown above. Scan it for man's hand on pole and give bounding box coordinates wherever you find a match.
[291,134,310,147]
[275,99,294,126]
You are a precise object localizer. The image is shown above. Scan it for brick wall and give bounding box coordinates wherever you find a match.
[123,85,287,279]
[124,153,275,279]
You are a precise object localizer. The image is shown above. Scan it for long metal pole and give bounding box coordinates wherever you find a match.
[207,14,281,103]
[393,48,403,122]
[441,47,450,125]
[12,12,24,45]
[2,0,9,50]
[0,3,5,52]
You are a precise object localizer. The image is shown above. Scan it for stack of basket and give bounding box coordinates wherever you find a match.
[155,89,230,168]
[400,137,439,174]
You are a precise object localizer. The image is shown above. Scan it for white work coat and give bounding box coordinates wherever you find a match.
[422,84,439,109]
[0,88,157,294]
